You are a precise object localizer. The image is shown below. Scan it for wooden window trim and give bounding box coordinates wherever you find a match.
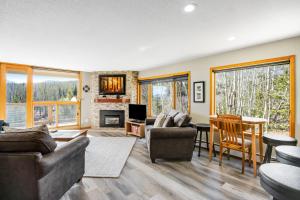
[210,55,295,137]
[137,71,191,116]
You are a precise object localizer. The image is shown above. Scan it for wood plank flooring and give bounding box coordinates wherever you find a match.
[60,129,270,200]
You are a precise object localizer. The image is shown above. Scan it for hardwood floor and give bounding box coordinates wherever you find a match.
[60,129,270,200]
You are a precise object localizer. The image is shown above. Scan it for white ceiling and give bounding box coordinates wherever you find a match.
[0,0,300,72]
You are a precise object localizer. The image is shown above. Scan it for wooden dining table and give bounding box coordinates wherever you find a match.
[209,115,267,176]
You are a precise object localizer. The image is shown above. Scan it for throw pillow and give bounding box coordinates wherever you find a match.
[168,109,179,118]
[3,124,49,134]
[153,113,167,128]
[174,112,191,127]
[162,116,174,127]
[0,130,57,154]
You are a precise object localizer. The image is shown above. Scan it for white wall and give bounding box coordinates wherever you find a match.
[139,36,300,141]
[80,72,92,127]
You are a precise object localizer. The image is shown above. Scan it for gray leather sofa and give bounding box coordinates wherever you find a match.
[0,135,89,200]
[145,118,196,163]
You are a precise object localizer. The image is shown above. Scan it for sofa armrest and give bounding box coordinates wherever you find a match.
[0,152,42,199]
[38,136,89,178]
[146,118,156,125]
[150,127,197,139]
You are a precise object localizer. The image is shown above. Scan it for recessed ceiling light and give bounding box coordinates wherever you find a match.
[139,46,150,52]
[227,36,236,41]
[184,3,196,13]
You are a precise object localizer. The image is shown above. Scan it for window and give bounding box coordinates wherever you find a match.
[32,69,80,127]
[210,56,295,136]
[0,64,81,128]
[138,72,190,116]
[152,81,173,116]
[140,84,149,105]
[175,79,189,113]
[33,70,78,102]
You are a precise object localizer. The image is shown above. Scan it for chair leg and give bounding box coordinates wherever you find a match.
[205,131,209,150]
[151,158,155,163]
[207,130,216,157]
[198,130,203,157]
[263,144,272,164]
[248,147,252,167]
[213,144,217,157]
[267,146,273,163]
[219,144,223,166]
[194,130,198,149]
[242,151,245,174]
[227,148,231,160]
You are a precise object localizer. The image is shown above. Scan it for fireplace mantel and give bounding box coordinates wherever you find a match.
[94,98,130,103]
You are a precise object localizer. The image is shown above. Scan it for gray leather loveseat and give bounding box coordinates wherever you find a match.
[145,110,197,163]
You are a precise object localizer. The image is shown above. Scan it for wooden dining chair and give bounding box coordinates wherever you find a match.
[217,114,252,174]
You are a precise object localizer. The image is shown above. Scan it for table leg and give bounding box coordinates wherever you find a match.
[198,130,202,157]
[209,120,214,162]
[259,124,263,163]
[251,125,257,177]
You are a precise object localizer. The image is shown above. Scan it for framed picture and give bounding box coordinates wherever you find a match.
[193,81,205,103]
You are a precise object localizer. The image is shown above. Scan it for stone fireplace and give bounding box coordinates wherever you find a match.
[100,110,125,128]
[90,71,138,129]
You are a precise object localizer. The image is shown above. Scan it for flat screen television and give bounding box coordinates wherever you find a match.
[129,104,146,122]
[99,74,126,95]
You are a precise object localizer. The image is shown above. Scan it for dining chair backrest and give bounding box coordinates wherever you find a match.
[217,114,244,147]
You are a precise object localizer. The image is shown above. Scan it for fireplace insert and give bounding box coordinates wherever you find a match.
[100,110,125,128]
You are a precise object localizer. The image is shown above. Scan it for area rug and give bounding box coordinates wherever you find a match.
[84,137,136,178]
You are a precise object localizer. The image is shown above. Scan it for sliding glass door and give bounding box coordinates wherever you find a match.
[0,64,80,128]
[0,64,33,128]
[6,71,28,127]
[33,69,80,128]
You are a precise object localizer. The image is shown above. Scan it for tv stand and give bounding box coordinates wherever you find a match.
[129,119,144,123]
[125,121,145,138]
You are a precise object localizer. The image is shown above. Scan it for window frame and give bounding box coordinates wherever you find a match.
[137,71,191,116]
[0,62,82,129]
[210,55,295,137]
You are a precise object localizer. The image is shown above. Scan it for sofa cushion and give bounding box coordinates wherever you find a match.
[3,124,49,134]
[168,109,179,118]
[0,131,57,154]
[162,116,174,127]
[174,113,191,127]
[153,113,166,128]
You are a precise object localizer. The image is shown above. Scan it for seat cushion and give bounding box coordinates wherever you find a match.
[263,134,297,146]
[259,163,300,200]
[275,146,300,167]
[0,131,57,154]
[3,124,49,134]
[223,137,252,147]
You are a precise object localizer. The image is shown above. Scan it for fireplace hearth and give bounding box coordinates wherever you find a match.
[100,110,125,128]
